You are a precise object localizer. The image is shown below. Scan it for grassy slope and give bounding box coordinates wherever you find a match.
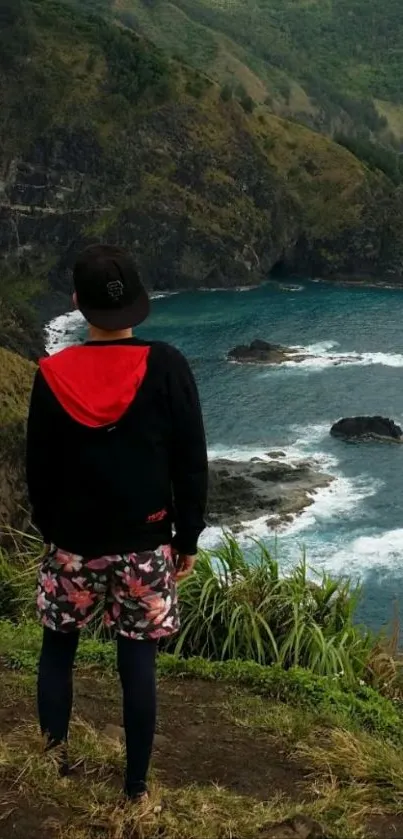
[0,349,35,532]
[2,622,403,838]
[5,4,400,234]
[0,348,35,427]
[4,621,403,740]
[110,0,403,140]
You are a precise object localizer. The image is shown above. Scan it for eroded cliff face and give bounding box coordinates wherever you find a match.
[0,109,296,313]
[1,0,403,357]
[2,108,403,335]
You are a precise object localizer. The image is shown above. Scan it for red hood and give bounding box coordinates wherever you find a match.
[40,344,150,428]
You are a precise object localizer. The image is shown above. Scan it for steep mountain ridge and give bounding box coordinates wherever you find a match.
[109,0,403,145]
[1,0,403,365]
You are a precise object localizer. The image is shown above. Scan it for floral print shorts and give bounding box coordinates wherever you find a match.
[37,545,179,640]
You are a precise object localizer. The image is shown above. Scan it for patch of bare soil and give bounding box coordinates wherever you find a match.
[75,675,306,801]
[0,670,401,838]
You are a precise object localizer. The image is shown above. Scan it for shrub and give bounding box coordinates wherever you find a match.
[0,530,41,622]
[0,531,380,686]
[185,76,207,99]
[158,656,403,742]
[335,133,403,185]
[166,535,373,681]
[1,619,402,742]
[220,84,233,103]
[0,0,34,70]
[240,95,255,114]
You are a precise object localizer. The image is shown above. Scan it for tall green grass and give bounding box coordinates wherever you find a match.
[0,530,378,683]
[0,528,41,621]
[167,535,373,681]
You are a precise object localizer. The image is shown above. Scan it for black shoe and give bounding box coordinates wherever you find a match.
[44,740,70,777]
[126,791,149,804]
[124,781,149,803]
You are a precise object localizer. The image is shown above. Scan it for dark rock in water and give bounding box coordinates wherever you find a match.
[267,450,287,458]
[228,340,302,365]
[331,416,403,443]
[208,458,333,529]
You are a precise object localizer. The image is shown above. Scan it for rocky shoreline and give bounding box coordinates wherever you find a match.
[207,456,334,530]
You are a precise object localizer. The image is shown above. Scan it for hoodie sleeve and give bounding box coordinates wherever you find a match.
[166,348,208,555]
[26,370,53,543]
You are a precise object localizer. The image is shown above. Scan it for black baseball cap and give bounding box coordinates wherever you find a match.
[73,244,150,331]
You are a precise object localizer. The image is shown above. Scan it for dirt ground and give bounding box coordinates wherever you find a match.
[0,672,305,801]
[1,670,403,839]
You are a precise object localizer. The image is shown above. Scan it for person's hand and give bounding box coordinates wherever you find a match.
[173,552,197,581]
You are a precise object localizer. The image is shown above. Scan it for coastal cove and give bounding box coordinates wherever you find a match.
[47,280,403,633]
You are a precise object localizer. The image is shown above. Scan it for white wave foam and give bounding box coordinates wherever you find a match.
[289,423,331,446]
[199,514,271,550]
[305,341,339,353]
[204,434,381,551]
[286,424,337,468]
[208,445,273,462]
[150,291,180,299]
[278,284,305,292]
[258,341,403,373]
[323,528,403,578]
[45,292,178,353]
[281,474,380,538]
[200,471,380,551]
[209,431,339,474]
[199,285,259,293]
[45,311,86,354]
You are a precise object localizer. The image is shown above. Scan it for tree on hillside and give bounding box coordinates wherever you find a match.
[335,133,403,185]
[0,0,24,26]
[0,0,34,69]
[220,83,233,103]
[240,95,255,114]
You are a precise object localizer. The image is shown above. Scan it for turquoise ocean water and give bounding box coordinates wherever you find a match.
[48,280,403,631]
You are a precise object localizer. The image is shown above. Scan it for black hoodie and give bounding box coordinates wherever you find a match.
[26,338,208,557]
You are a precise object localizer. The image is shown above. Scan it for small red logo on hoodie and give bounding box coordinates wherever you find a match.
[147,509,168,523]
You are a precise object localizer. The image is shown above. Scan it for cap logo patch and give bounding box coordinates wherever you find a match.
[107,279,124,300]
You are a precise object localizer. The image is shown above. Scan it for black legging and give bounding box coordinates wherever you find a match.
[38,628,157,797]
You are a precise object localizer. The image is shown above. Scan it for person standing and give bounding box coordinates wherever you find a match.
[26,244,208,800]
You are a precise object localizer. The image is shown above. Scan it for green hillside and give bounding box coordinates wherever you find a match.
[108,0,403,145]
[1,0,403,363]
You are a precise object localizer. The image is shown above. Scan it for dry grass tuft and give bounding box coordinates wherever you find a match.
[298,727,403,811]
[1,668,403,837]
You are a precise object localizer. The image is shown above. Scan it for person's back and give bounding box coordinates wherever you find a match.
[26,244,208,798]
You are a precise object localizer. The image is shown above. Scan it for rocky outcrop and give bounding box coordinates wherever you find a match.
[208,458,333,529]
[228,340,301,365]
[330,416,403,443]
